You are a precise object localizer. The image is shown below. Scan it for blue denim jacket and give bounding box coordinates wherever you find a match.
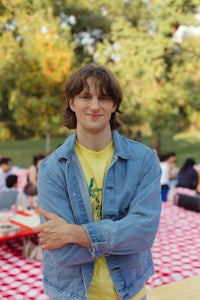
[38,130,161,300]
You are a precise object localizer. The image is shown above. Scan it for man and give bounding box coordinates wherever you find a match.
[34,64,161,300]
[0,157,13,192]
[166,152,179,189]
[0,174,28,210]
[159,154,170,201]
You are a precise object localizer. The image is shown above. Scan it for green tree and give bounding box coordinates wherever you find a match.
[165,36,200,131]
[1,0,200,153]
[0,1,75,151]
[93,0,200,150]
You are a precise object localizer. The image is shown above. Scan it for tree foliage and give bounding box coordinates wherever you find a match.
[0,0,200,153]
[0,0,75,149]
[92,0,200,149]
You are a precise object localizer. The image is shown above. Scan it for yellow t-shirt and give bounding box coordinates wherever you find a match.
[75,141,146,300]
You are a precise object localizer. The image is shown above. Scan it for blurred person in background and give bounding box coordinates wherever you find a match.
[24,154,45,197]
[172,158,200,211]
[159,154,170,201]
[176,158,199,197]
[0,157,13,192]
[0,174,28,210]
[193,160,200,194]
[166,152,179,189]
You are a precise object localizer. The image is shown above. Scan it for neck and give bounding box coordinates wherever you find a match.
[76,127,113,151]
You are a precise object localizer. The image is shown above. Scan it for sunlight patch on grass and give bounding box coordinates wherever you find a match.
[174,132,200,143]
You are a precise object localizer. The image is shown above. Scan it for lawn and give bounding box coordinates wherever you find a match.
[0,131,200,168]
[158,131,200,166]
[0,136,66,168]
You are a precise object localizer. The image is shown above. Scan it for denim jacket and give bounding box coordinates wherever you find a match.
[38,130,161,300]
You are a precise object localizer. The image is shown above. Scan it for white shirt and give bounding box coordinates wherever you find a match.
[160,161,170,185]
[0,168,13,191]
[0,168,7,191]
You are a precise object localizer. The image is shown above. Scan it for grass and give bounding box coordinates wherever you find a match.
[1,131,200,168]
[168,132,200,165]
[162,132,200,166]
[0,137,66,168]
[143,131,200,166]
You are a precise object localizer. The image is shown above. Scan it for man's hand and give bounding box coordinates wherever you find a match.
[33,208,70,249]
[33,208,91,250]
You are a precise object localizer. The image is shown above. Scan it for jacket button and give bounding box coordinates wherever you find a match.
[106,186,113,189]
[111,267,120,271]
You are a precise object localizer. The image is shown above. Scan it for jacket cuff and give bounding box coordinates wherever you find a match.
[82,223,108,258]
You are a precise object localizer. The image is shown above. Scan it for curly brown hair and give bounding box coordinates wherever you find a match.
[62,63,123,129]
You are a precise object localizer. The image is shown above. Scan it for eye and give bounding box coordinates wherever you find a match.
[80,93,90,100]
[99,94,109,101]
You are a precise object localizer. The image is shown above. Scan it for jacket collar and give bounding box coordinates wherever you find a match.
[112,130,135,159]
[55,130,135,161]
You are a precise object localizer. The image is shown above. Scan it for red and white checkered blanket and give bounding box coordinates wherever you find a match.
[0,202,200,299]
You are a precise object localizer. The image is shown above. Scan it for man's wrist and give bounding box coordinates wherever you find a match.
[69,224,91,248]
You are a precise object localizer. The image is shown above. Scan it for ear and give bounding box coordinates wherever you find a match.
[69,98,75,112]
[111,103,117,113]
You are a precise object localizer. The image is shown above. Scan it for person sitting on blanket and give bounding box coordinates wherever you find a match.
[0,174,28,210]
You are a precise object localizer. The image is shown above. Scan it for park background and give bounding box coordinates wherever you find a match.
[0,0,200,168]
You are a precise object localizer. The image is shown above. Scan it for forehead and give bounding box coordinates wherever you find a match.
[81,77,106,93]
[1,162,12,169]
[2,161,11,165]
[168,156,176,163]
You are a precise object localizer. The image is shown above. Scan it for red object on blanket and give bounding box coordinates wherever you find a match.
[0,211,36,242]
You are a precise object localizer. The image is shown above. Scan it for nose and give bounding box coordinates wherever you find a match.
[90,97,100,110]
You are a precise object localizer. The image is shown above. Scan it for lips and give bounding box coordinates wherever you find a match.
[87,114,102,118]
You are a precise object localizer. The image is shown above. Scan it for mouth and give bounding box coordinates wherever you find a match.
[87,114,102,118]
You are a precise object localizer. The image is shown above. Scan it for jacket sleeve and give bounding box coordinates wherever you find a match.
[38,158,99,267]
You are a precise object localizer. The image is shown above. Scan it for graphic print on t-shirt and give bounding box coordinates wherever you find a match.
[88,177,102,219]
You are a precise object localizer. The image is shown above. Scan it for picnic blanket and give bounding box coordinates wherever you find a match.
[0,202,200,299]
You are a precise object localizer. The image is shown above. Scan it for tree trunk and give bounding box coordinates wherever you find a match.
[151,133,161,155]
[45,129,51,153]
